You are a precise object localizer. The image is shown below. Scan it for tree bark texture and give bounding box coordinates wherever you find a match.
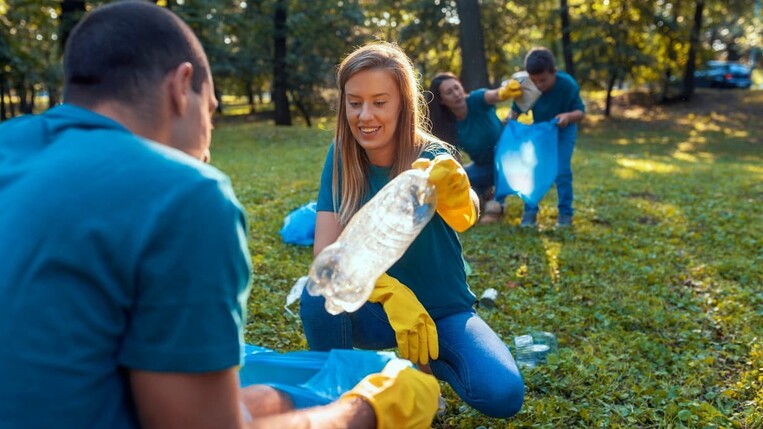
[273,0,292,126]
[456,0,489,91]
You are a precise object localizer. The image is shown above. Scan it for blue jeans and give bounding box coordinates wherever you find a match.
[464,162,504,203]
[525,127,576,216]
[299,289,525,418]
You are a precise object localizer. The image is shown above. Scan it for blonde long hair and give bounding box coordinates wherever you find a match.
[333,42,444,225]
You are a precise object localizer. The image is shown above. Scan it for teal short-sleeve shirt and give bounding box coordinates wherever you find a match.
[456,88,504,166]
[316,144,476,320]
[0,105,252,429]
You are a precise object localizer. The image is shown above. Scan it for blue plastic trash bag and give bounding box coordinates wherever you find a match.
[280,201,317,246]
[494,119,559,206]
[300,349,397,402]
[239,347,398,409]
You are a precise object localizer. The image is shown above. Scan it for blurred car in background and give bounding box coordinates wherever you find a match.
[695,61,753,89]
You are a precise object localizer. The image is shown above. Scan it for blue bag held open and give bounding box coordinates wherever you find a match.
[494,119,559,206]
[239,345,397,409]
[280,201,317,246]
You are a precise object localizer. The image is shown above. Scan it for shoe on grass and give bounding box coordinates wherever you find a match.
[479,200,503,224]
[557,213,573,227]
[520,212,537,228]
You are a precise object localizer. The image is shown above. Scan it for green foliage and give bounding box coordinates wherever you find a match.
[3,0,761,122]
[1,1,62,100]
[211,90,762,428]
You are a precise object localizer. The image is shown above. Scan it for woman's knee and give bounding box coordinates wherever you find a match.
[464,372,525,418]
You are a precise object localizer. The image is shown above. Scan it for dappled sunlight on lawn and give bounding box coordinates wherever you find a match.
[540,236,561,284]
[672,150,715,163]
[616,158,680,174]
[612,135,674,145]
[741,164,763,175]
[639,201,687,228]
[672,138,716,163]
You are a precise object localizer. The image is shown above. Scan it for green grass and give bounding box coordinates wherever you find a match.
[210,89,762,428]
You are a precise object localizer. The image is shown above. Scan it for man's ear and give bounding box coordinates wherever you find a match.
[167,62,194,116]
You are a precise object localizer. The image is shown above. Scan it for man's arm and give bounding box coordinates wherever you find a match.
[555,109,585,128]
[130,369,376,429]
[245,397,376,429]
[130,369,244,429]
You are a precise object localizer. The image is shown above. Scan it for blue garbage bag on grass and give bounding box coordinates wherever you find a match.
[280,201,317,246]
[239,345,397,409]
[494,119,559,206]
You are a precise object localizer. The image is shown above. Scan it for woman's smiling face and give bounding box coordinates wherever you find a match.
[344,68,401,167]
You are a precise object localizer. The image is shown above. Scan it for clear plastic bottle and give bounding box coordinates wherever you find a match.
[306,169,436,315]
[513,332,558,369]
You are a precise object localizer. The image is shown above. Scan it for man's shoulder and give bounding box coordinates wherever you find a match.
[556,71,580,89]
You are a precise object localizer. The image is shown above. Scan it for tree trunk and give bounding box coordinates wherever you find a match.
[8,84,16,118]
[25,84,35,114]
[215,88,223,115]
[456,0,489,91]
[16,82,29,115]
[560,0,575,78]
[246,82,255,115]
[604,68,617,117]
[0,73,7,120]
[272,0,291,126]
[59,0,86,52]
[682,0,704,100]
[660,0,680,103]
[48,85,59,108]
[289,90,312,127]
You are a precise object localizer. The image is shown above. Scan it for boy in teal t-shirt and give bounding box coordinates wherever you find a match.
[510,47,585,227]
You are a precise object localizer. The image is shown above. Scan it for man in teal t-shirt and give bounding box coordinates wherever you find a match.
[0,4,252,428]
[510,47,586,227]
[0,3,437,429]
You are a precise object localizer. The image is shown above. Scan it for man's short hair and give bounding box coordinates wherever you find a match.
[63,1,209,106]
[524,48,557,75]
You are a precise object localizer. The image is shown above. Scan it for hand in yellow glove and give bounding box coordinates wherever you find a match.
[497,79,523,101]
[412,154,477,232]
[517,110,534,125]
[368,273,439,365]
[340,359,440,429]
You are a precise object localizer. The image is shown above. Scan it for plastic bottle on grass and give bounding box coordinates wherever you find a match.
[306,169,436,315]
[513,331,558,369]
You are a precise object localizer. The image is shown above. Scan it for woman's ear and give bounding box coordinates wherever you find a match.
[167,62,194,116]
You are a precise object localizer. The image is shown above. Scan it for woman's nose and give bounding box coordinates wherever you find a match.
[358,103,373,120]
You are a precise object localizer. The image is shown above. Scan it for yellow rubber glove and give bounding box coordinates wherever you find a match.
[517,109,534,125]
[412,154,477,232]
[368,273,439,365]
[498,79,523,101]
[340,359,440,429]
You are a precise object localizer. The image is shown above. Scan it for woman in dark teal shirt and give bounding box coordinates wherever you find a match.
[428,73,518,223]
[300,43,524,418]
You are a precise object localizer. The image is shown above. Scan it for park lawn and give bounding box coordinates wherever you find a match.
[209,89,762,429]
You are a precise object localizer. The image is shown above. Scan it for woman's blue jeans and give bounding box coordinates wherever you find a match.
[463,162,494,197]
[524,127,576,216]
[464,162,506,205]
[299,289,525,418]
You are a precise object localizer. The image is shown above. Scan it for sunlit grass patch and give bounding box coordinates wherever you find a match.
[211,91,763,428]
